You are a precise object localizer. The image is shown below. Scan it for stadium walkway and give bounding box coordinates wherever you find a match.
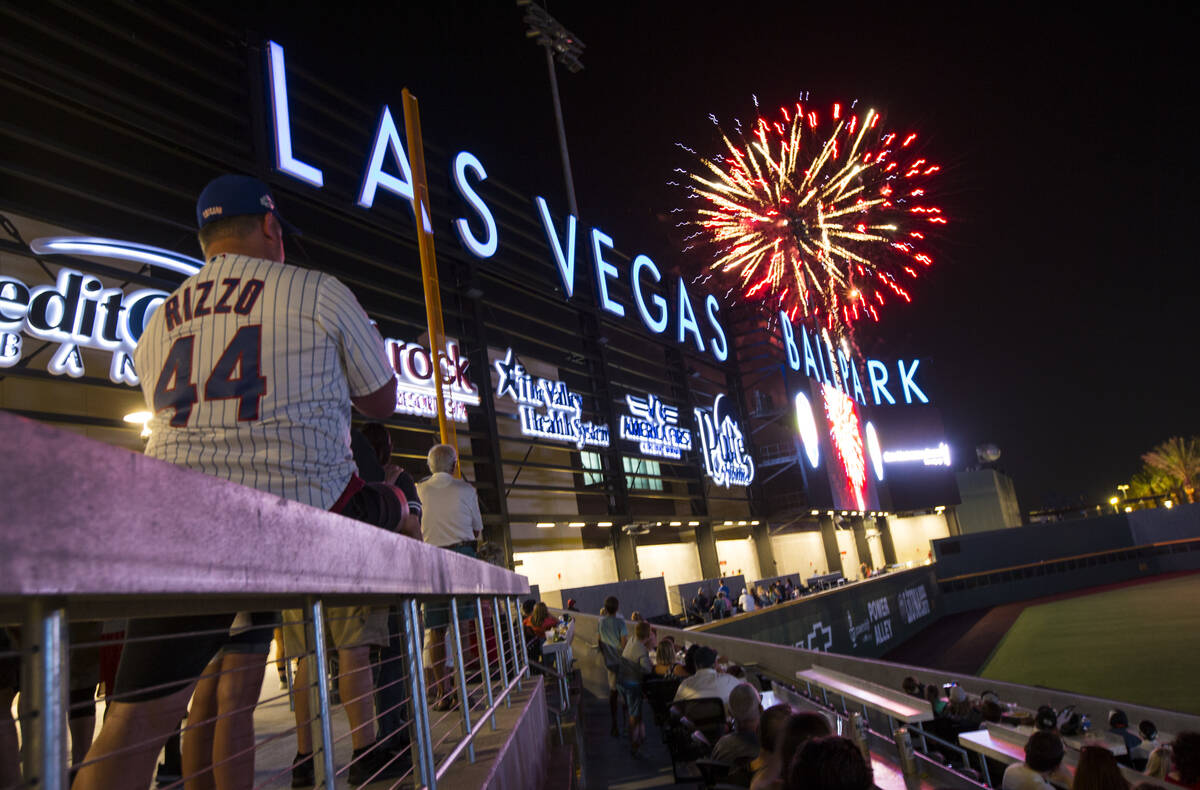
[577,687,693,790]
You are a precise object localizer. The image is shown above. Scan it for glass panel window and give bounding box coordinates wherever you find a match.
[624,456,663,491]
[581,451,604,486]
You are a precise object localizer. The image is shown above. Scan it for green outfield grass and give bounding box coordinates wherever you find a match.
[980,573,1200,714]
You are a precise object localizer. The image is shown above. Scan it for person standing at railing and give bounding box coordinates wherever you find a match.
[617,620,656,755]
[417,443,483,711]
[353,422,422,758]
[75,174,410,790]
[598,595,629,736]
[740,587,757,613]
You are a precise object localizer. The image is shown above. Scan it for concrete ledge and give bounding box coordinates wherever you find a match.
[437,677,549,790]
[0,411,528,604]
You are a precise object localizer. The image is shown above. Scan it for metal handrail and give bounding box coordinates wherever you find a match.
[0,412,533,790]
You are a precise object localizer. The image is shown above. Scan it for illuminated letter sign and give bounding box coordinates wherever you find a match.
[619,394,693,459]
[778,314,930,407]
[3,237,199,385]
[266,41,325,188]
[358,105,419,217]
[882,442,951,467]
[534,196,578,298]
[590,228,625,318]
[258,44,739,363]
[494,348,609,448]
[694,394,755,487]
[384,338,479,422]
[632,255,668,334]
[451,151,498,258]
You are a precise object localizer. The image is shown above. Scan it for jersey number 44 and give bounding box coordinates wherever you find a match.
[152,325,269,425]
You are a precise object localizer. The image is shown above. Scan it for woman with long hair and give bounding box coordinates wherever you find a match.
[1073,746,1129,790]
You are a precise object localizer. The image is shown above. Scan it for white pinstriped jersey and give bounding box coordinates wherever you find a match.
[135,253,394,509]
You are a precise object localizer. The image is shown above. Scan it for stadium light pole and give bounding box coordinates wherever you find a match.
[518,0,584,218]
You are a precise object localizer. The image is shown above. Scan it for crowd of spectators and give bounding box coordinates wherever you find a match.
[687,577,807,624]
[901,674,1200,790]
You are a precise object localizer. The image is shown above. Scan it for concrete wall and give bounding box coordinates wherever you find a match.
[716,538,762,583]
[770,531,829,577]
[636,542,702,597]
[1129,502,1200,544]
[933,504,1200,613]
[955,468,1022,533]
[835,530,862,580]
[932,514,1135,579]
[512,548,617,595]
[889,513,949,566]
[867,531,886,569]
[542,575,669,619]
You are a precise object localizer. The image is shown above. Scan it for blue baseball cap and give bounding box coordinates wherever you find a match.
[196,174,301,235]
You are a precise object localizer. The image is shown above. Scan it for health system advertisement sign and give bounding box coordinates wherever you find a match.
[493,347,609,449]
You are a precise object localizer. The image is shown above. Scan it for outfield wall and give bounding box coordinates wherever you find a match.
[695,566,940,658]
[933,503,1200,612]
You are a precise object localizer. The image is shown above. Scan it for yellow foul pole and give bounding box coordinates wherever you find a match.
[401,88,457,460]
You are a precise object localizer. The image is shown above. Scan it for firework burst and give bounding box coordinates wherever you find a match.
[678,99,945,337]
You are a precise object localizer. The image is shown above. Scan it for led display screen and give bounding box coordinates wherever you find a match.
[789,375,956,512]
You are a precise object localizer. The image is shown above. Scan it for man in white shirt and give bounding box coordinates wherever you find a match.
[673,645,743,710]
[739,588,757,613]
[416,444,483,709]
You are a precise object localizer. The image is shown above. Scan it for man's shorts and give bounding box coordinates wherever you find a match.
[280,605,389,660]
[0,629,19,690]
[218,611,280,657]
[112,477,402,702]
[422,543,477,628]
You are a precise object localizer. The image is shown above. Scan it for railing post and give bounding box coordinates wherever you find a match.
[21,598,68,790]
[475,596,496,729]
[511,597,531,676]
[503,596,523,689]
[403,598,437,790]
[490,598,511,708]
[305,597,336,790]
[449,598,474,763]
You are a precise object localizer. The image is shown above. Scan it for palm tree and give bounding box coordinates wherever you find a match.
[1129,465,1175,499]
[1142,436,1200,504]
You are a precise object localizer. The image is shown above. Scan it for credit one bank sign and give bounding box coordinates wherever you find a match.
[264,41,730,364]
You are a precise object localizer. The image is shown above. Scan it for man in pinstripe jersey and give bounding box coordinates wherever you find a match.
[77,175,408,789]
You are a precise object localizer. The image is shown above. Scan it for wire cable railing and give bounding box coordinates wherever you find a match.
[0,411,532,790]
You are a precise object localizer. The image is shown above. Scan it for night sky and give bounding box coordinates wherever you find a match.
[226,1,1198,510]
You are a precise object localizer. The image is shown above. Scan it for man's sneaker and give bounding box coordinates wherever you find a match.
[291,751,314,788]
[348,744,412,786]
